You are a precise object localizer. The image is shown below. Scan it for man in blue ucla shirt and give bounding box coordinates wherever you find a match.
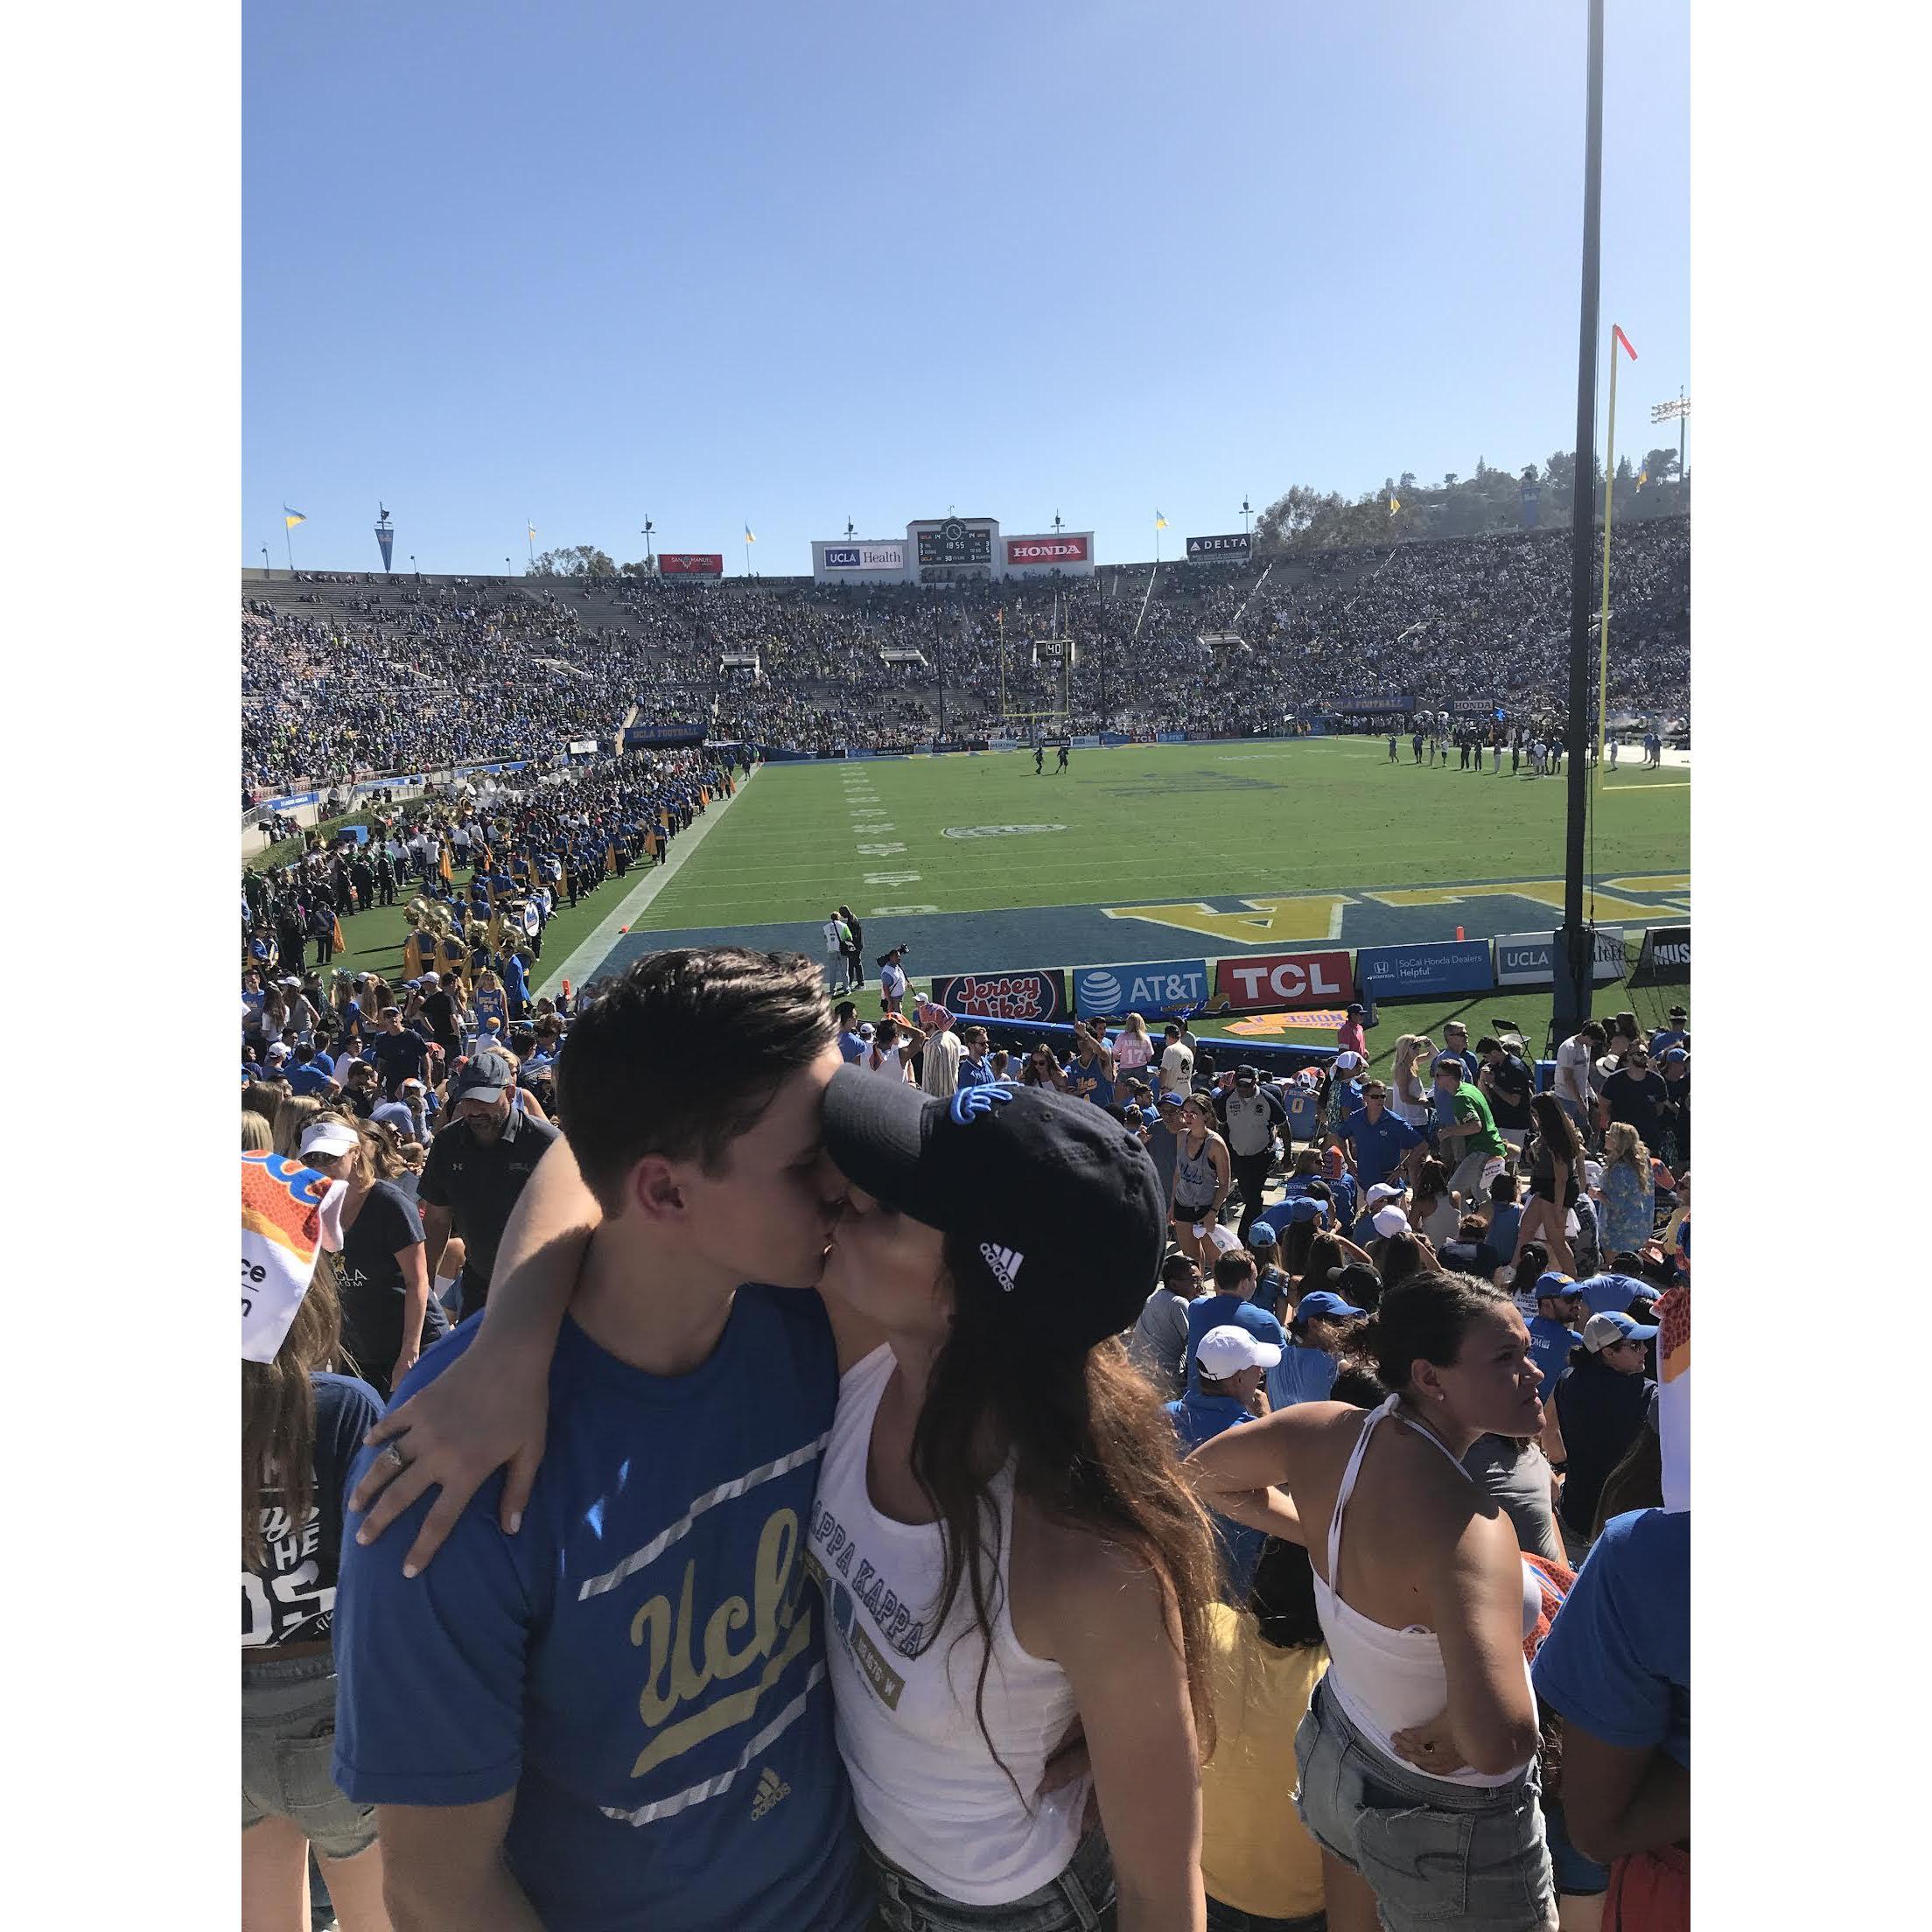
[333,951,872,1931]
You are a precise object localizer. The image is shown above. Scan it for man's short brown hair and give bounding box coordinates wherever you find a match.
[555,948,833,1213]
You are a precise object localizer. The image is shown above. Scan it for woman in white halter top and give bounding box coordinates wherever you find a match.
[1186,1270,1558,1932]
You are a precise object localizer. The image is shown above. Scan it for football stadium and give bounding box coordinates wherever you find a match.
[233,6,1696,1929]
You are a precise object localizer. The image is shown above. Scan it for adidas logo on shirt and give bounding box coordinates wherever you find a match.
[749,1765,791,1819]
[979,1242,1024,1293]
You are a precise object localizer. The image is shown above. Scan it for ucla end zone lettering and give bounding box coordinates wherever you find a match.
[1073,960,1210,1018]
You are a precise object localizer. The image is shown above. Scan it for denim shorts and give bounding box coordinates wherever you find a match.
[241,1649,376,1860]
[1292,1676,1554,1932]
[864,1826,1115,1932]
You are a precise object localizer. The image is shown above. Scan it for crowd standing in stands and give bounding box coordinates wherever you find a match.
[243,518,1688,802]
[246,934,1687,1930]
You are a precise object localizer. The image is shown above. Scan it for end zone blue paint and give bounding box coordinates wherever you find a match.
[581,874,1693,985]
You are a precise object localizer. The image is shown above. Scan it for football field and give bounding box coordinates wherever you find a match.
[592,739,1688,985]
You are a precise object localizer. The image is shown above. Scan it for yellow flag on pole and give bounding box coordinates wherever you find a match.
[1153,510,1168,529]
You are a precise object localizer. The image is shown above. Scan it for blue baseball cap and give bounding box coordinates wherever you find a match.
[1156,1091,1186,1110]
[1249,1221,1279,1248]
[1298,1289,1368,1321]
[1659,1046,1689,1064]
[1535,1271,1580,1302]
[1572,1272,1656,1316]
[1583,1310,1660,1351]
[1284,1195,1329,1223]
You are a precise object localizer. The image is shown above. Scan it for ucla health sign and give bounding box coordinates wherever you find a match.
[1354,940,1495,999]
[823,543,905,570]
[1073,959,1210,1018]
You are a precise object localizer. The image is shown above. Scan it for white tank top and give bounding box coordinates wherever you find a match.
[1311,1396,1538,1788]
[806,1346,1088,1904]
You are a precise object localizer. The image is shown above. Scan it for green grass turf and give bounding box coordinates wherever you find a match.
[630,739,1689,930]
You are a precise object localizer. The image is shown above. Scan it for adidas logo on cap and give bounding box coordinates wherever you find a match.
[750,1765,791,1819]
[979,1242,1024,1293]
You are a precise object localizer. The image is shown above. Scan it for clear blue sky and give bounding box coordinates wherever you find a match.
[242,0,1687,574]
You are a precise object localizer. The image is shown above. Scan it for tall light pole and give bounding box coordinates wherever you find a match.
[1242,496,1252,542]
[1650,391,1690,486]
[260,543,270,578]
[506,556,513,578]
[641,517,655,572]
[1555,0,1606,1039]
[1052,511,1064,533]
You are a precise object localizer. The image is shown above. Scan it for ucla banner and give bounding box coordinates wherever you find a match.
[1354,939,1495,999]
[1495,928,1626,988]
[1073,959,1211,1018]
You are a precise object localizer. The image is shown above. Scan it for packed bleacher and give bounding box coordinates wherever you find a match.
[241,516,1690,798]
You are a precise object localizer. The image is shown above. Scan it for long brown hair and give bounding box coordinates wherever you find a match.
[909,1231,1222,1795]
[242,1254,343,1567]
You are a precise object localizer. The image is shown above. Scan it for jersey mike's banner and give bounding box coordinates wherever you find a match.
[1073,959,1210,1018]
[1212,948,1355,1013]
[1186,532,1251,560]
[1354,940,1496,999]
[658,553,724,575]
[930,969,1068,1026]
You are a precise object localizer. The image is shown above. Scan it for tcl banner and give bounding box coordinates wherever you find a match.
[659,553,724,575]
[1186,532,1251,561]
[1004,535,1089,565]
[1213,948,1355,1012]
[930,970,1068,1026]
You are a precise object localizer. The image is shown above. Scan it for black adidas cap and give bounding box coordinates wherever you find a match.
[821,1067,1164,1354]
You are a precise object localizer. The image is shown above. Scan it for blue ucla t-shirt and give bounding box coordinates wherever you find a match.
[333,1289,870,1932]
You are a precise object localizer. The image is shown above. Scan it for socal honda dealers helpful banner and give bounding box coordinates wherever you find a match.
[1004,535,1089,565]
[658,553,724,575]
[1213,948,1355,1012]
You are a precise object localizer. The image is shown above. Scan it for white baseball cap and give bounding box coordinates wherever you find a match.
[1208,1222,1242,1255]
[1366,1181,1405,1206]
[1334,1051,1366,1073]
[422,971,440,985]
[1372,1205,1410,1238]
[1197,1325,1283,1378]
[299,1119,360,1161]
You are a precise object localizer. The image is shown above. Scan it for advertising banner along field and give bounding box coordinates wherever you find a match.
[1186,532,1251,561]
[930,969,1068,1025]
[658,553,724,575]
[1494,929,1627,988]
[1212,948,1355,1013]
[1072,959,1211,1018]
[1354,939,1495,999]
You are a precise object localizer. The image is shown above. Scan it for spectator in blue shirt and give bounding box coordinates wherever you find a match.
[1264,1287,1368,1411]
[1527,1273,1586,1393]
[283,1043,337,1097]
[1342,1081,1426,1192]
[1480,1171,1526,1275]
[1530,1508,1690,1910]
[1165,1325,1278,1600]
[1183,1249,1290,1392]
[832,1001,866,1064]
[1646,1005,1690,1056]
[1438,1019,1483,1088]
[953,1025,998,1088]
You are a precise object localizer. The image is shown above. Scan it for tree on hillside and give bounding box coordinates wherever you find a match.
[528,545,617,578]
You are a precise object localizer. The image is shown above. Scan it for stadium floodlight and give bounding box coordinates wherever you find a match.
[1650,390,1690,480]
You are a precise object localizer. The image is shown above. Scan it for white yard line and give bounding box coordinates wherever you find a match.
[538,766,760,998]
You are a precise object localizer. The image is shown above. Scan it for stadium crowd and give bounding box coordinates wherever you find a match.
[242,518,1689,799]
[243,942,1689,1932]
